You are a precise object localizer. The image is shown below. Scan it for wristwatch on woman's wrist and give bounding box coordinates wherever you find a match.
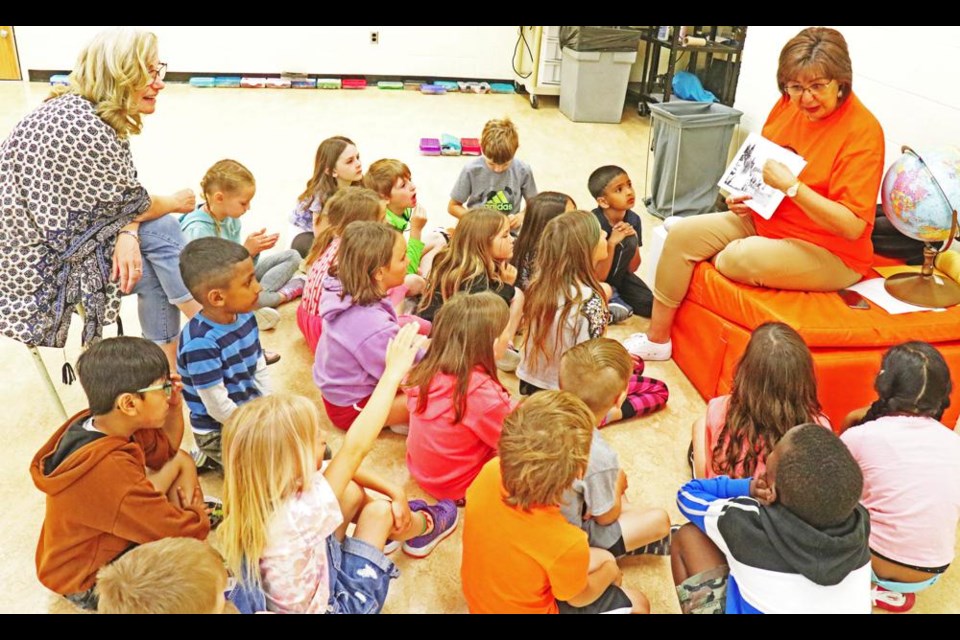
[785,181,801,198]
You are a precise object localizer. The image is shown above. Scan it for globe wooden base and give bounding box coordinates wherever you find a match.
[885,271,960,308]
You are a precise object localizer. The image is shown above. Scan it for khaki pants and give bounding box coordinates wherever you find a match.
[653,211,862,308]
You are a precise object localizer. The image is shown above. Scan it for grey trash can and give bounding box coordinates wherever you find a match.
[560,48,638,123]
[644,102,743,219]
[557,26,643,124]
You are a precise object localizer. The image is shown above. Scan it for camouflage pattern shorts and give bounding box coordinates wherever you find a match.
[677,565,730,614]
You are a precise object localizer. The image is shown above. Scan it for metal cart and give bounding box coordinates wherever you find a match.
[636,26,746,116]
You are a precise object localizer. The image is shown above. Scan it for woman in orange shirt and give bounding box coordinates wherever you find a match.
[628,27,885,361]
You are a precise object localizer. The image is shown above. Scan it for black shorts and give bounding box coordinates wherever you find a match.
[557,584,633,614]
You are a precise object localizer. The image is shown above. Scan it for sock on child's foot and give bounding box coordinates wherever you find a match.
[626,531,673,557]
[277,277,305,302]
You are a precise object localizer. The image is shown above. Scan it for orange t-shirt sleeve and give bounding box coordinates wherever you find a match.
[827,135,886,224]
[546,539,590,602]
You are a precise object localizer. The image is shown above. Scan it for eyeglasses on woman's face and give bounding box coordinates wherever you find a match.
[783,78,834,98]
[148,62,168,84]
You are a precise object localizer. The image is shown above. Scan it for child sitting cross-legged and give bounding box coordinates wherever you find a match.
[177,237,272,470]
[31,337,210,611]
[840,341,960,613]
[404,291,517,502]
[673,423,872,614]
[220,324,459,614]
[558,338,672,557]
[461,391,649,614]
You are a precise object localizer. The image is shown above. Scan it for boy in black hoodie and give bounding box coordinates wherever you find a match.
[672,422,871,614]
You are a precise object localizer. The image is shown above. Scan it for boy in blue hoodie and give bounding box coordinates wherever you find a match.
[672,423,872,614]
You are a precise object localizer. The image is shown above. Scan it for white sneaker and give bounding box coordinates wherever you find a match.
[662,216,685,233]
[388,424,409,436]
[253,307,281,331]
[383,540,401,554]
[496,346,521,373]
[623,333,672,361]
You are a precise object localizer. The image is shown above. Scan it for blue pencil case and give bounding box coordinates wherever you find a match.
[490,83,516,94]
[441,134,462,156]
[214,76,242,88]
[189,77,216,88]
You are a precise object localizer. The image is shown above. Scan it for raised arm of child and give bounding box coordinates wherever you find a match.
[324,323,427,500]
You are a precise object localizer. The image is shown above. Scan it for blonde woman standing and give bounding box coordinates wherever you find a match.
[0,28,199,367]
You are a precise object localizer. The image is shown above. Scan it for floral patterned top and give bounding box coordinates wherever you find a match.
[0,94,151,347]
[517,283,608,390]
[301,237,340,318]
[289,194,323,234]
[260,469,343,614]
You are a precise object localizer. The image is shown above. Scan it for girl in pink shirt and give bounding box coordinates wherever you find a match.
[841,342,960,612]
[692,322,828,479]
[404,291,516,501]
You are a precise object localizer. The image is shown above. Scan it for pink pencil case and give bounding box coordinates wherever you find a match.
[420,138,441,155]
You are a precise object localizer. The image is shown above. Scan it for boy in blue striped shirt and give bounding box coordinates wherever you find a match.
[177,237,270,469]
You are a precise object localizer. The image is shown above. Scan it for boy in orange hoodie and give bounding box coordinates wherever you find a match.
[30,337,211,610]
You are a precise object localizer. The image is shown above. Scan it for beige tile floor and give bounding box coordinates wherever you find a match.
[1,81,957,614]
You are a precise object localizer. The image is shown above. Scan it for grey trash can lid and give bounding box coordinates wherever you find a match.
[649,102,743,129]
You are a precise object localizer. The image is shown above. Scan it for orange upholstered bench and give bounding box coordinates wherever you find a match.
[672,261,960,428]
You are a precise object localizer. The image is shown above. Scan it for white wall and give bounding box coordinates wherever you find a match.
[13,26,520,79]
[735,26,960,169]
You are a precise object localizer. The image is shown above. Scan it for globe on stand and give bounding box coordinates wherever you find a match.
[881,145,960,308]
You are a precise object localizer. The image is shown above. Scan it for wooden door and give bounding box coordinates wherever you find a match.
[0,26,21,81]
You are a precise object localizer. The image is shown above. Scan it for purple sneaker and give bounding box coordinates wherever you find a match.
[402,499,460,558]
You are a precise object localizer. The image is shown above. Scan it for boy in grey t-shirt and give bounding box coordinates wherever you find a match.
[448,117,537,230]
[558,338,672,557]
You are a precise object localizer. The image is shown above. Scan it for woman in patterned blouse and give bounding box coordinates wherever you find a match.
[0,28,199,367]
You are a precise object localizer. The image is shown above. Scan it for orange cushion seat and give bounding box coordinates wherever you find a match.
[673,262,960,428]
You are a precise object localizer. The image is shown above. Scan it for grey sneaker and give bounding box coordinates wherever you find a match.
[609,302,633,324]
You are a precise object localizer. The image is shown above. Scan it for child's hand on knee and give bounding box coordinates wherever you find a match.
[390,499,412,537]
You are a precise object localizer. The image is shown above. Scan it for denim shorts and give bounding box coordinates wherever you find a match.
[325,535,399,614]
[129,215,194,344]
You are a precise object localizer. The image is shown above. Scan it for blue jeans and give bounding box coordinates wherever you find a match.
[326,535,398,614]
[130,215,194,344]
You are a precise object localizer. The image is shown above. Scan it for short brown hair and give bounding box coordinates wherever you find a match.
[363,159,411,199]
[96,538,227,614]
[329,221,398,306]
[499,391,594,511]
[481,117,519,164]
[560,338,632,415]
[777,27,853,102]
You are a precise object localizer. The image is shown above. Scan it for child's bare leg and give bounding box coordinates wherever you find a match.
[335,480,366,540]
[671,523,727,586]
[600,282,613,302]
[384,392,410,428]
[620,587,651,614]
[351,498,393,549]
[620,506,671,552]
[496,288,525,357]
[146,450,199,509]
